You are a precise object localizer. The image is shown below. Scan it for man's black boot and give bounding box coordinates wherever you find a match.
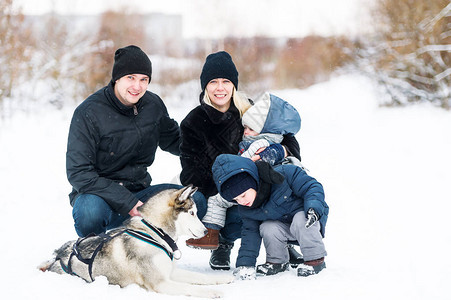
[209,241,233,270]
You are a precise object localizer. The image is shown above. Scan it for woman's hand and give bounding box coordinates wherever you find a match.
[250,147,265,161]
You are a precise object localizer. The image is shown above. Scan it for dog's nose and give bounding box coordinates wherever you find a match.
[203,229,208,236]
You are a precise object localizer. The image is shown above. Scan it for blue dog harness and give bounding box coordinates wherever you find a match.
[58,219,180,282]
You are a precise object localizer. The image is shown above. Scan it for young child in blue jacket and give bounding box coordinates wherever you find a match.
[212,153,328,278]
[186,93,303,252]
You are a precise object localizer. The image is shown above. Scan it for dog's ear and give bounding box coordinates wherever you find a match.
[172,184,197,211]
[179,184,198,202]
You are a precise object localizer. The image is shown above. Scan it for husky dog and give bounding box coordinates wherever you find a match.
[39,185,233,298]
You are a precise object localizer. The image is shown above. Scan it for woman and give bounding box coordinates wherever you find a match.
[179,51,301,270]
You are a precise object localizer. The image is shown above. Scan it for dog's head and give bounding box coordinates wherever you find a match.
[171,185,207,239]
[137,185,207,239]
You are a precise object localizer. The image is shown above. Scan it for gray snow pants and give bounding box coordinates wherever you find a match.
[259,211,327,263]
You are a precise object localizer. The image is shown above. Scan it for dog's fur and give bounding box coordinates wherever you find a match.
[39,186,233,298]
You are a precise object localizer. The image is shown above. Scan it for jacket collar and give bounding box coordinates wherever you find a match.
[200,101,240,125]
[106,81,143,116]
[250,161,285,208]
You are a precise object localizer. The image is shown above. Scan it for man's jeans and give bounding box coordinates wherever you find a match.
[72,184,207,237]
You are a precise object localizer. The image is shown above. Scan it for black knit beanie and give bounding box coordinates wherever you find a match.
[221,172,257,201]
[112,45,152,82]
[200,51,239,91]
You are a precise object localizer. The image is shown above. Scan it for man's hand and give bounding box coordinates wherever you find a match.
[129,201,143,217]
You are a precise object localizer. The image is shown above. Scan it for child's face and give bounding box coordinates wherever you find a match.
[234,188,257,207]
[243,126,259,137]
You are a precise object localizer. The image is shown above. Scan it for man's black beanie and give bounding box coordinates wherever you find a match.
[200,51,239,91]
[112,45,152,82]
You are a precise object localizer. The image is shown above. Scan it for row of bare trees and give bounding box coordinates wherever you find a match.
[355,0,451,109]
[1,0,349,114]
[2,0,450,115]
[0,1,151,114]
[0,0,32,100]
[176,36,350,96]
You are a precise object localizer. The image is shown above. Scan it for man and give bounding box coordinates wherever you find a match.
[66,45,206,237]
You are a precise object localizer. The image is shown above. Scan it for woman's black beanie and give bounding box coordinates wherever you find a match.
[200,51,239,91]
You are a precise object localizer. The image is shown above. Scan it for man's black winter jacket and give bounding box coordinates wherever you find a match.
[66,82,180,215]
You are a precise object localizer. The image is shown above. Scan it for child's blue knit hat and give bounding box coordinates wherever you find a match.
[221,172,257,201]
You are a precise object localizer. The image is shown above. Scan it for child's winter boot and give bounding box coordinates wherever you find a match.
[256,262,289,276]
[297,257,326,277]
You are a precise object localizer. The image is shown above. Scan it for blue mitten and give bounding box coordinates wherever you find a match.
[258,143,285,165]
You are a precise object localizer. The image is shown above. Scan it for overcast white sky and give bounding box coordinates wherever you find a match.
[13,0,373,38]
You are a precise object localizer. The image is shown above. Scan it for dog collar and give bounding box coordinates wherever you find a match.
[138,218,181,260]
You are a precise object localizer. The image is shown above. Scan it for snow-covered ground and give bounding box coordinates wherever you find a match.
[0,74,450,299]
